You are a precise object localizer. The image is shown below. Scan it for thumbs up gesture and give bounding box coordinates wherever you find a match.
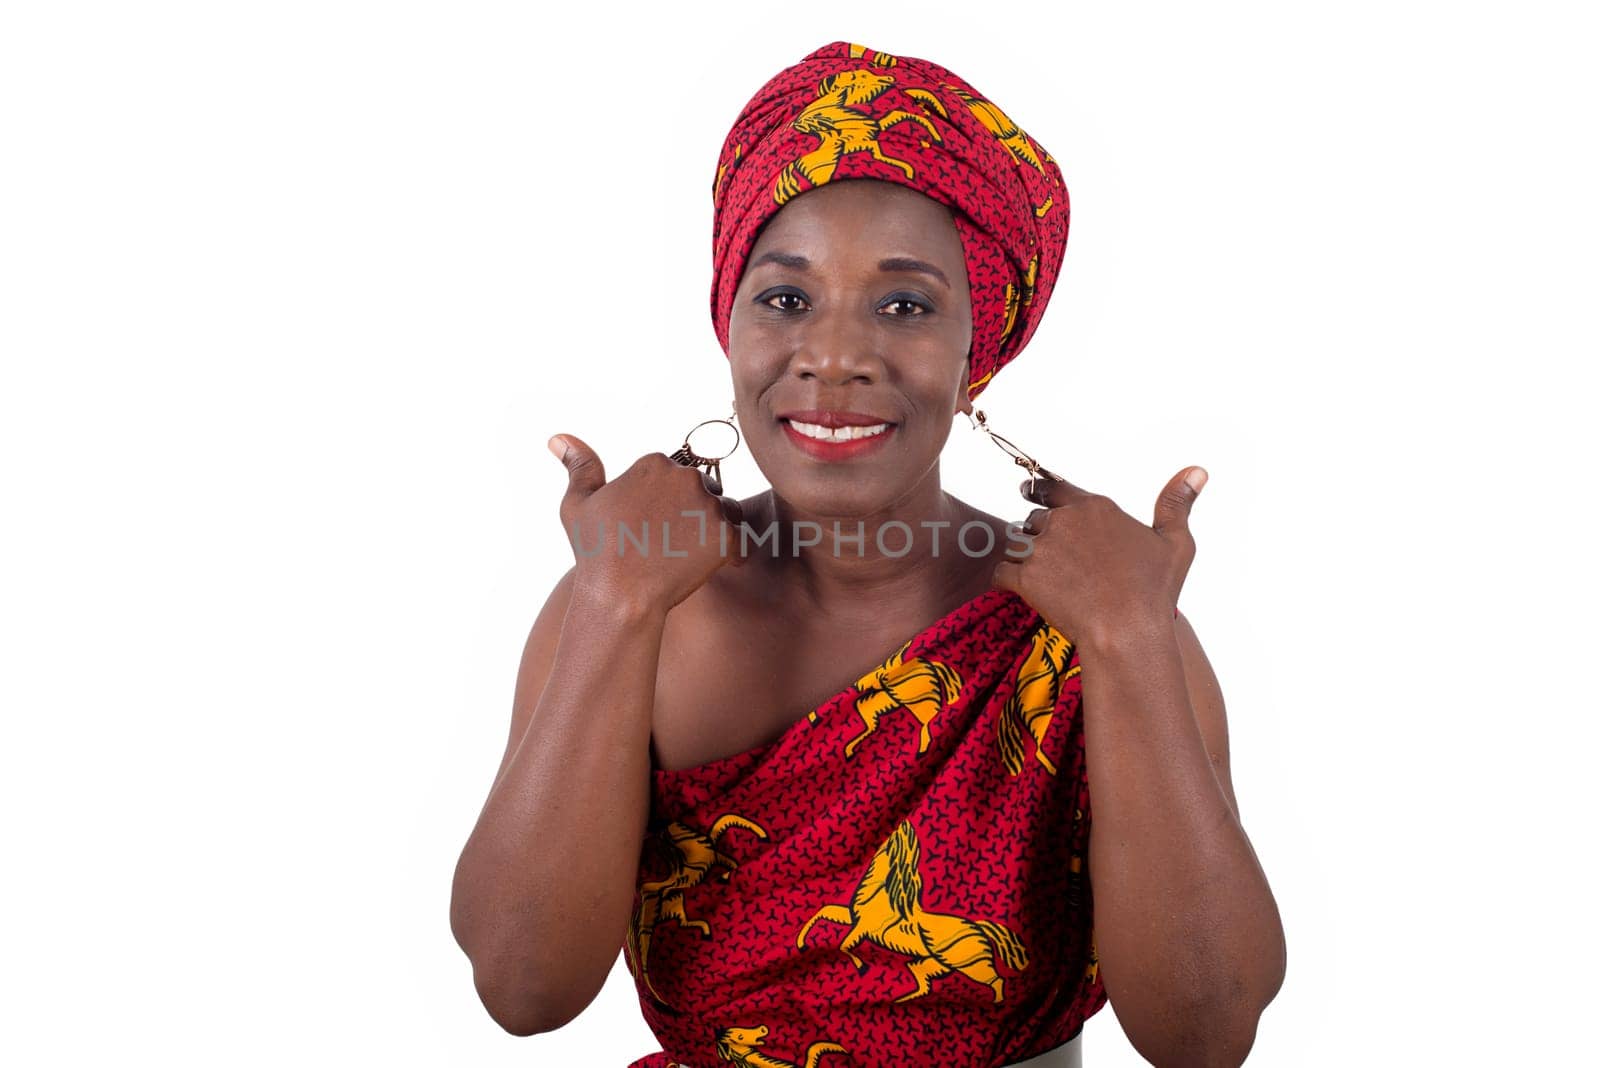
[549,433,748,618]
[990,466,1207,648]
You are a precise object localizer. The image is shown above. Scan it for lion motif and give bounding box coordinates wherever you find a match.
[712,1023,848,1068]
[771,70,949,205]
[796,819,1028,1003]
[996,622,1077,776]
[625,814,768,1006]
[845,638,964,758]
[941,83,1058,219]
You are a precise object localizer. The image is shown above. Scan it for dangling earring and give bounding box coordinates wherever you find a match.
[669,401,740,495]
[967,407,1065,503]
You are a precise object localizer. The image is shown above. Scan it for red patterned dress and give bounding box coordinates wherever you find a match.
[623,588,1111,1067]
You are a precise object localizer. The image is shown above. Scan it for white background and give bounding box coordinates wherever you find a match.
[3,2,1595,1064]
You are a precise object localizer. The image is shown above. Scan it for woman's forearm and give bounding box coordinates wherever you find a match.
[450,593,665,1035]
[1079,618,1285,1066]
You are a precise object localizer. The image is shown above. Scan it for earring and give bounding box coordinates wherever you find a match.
[967,408,1065,503]
[669,402,740,495]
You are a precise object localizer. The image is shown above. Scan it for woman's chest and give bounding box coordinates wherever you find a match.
[647,609,900,775]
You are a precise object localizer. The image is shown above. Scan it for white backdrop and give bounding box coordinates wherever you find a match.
[3,2,1595,1064]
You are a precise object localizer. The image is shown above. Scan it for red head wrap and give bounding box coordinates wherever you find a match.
[709,41,1070,401]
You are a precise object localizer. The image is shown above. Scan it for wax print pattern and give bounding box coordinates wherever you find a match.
[709,41,1072,403]
[624,588,1109,1068]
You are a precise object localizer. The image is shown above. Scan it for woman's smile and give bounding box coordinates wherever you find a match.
[779,416,898,461]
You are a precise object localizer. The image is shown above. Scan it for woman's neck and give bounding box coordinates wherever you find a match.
[743,480,991,621]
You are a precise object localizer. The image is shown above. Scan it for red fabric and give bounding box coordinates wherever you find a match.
[624,589,1109,1067]
[709,40,1071,402]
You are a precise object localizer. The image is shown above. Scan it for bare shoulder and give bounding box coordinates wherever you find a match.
[945,498,1029,587]
[650,554,784,772]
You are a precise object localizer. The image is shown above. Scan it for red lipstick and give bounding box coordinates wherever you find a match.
[778,410,897,462]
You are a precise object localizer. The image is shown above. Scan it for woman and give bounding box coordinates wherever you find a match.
[451,41,1286,1067]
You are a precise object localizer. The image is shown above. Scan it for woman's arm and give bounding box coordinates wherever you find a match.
[450,566,668,1035]
[1081,608,1286,1066]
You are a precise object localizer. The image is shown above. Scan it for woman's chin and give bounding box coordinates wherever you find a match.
[764,482,900,521]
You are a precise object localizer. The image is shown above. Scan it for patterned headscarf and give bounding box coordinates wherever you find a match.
[710,41,1070,401]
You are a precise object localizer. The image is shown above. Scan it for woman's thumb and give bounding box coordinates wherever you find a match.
[549,433,606,500]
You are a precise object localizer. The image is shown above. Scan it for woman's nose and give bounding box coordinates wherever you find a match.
[788,312,882,385]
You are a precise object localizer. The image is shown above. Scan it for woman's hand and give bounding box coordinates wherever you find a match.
[991,466,1208,648]
[549,433,747,618]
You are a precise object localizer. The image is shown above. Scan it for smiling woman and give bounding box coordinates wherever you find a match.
[449,39,1285,1068]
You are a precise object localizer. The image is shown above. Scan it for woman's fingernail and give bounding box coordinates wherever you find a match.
[1184,467,1208,493]
[547,435,566,460]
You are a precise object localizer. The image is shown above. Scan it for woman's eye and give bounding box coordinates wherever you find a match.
[762,291,808,312]
[881,296,930,316]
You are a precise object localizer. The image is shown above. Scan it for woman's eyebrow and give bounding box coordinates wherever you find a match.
[749,250,811,272]
[748,250,950,289]
[876,256,950,289]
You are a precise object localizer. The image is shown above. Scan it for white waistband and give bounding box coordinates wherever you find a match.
[1002,1031,1082,1068]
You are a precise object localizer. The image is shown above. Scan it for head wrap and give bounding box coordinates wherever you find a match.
[710,41,1070,401]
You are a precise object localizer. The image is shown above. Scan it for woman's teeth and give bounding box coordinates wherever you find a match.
[787,420,893,442]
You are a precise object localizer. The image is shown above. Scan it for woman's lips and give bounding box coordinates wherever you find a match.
[780,418,897,461]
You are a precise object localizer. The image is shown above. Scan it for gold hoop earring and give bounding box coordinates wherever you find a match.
[669,403,740,495]
[967,408,1065,503]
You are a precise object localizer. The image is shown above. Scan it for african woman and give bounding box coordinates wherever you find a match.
[451,41,1285,1068]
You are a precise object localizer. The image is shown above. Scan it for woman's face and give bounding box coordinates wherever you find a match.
[726,179,975,517]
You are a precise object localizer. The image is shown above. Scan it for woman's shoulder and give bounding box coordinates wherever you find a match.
[945,498,1024,588]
